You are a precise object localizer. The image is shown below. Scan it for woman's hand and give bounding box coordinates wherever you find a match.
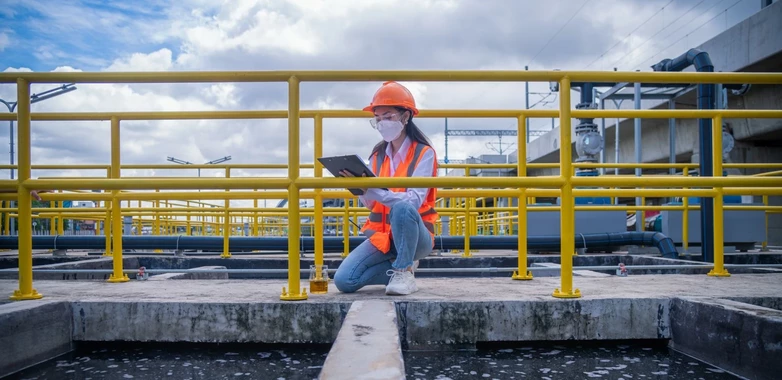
[31,190,51,201]
[339,170,368,194]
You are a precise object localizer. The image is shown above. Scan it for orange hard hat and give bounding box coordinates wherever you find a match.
[363,81,419,116]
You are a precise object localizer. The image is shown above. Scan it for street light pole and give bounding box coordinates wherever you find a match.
[1,83,77,235]
[166,155,232,177]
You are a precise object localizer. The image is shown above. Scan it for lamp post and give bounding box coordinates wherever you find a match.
[0,83,78,235]
[167,155,232,177]
[1,83,77,180]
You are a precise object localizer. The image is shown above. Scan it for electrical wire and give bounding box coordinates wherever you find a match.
[526,0,592,67]
[584,0,676,70]
[603,0,708,70]
[632,0,747,70]
[456,1,591,110]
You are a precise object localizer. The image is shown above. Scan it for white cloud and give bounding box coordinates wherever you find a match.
[0,0,764,209]
[0,32,9,52]
[105,49,174,72]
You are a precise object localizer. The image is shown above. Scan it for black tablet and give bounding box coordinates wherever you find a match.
[317,155,386,196]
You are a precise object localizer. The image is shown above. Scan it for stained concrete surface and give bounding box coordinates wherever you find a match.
[670,297,782,380]
[72,301,350,344]
[0,300,73,378]
[397,298,670,349]
[320,301,405,380]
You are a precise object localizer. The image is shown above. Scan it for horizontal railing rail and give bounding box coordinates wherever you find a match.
[1,69,780,301]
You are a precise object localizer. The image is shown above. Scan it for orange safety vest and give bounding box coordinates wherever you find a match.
[361,141,439,253]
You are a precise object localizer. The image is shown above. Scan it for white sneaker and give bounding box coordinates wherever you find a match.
[385,269,418,295]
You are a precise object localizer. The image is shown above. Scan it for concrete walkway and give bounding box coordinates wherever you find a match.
[1,273,780,302]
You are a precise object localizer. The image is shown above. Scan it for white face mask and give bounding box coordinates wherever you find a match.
[376,120,404,142]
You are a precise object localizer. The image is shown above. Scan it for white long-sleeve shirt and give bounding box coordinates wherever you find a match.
[358,137,436,210]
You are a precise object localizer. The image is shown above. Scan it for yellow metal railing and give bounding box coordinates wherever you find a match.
[1,70,781,301]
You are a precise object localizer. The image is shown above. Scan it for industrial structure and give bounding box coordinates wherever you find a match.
[1,3,781,379]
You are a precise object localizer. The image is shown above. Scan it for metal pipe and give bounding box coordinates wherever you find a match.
[652,48,721,264]
[669,99,676,176]
[525,65,530,144]
[600,96,605,176]
[4,263,782,275]
[0,232,679,258]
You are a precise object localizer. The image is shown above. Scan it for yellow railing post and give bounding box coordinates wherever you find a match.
[463,170,472,258]
[222,168,231,258]
[342,200,350,258]
[104,193,111,256]
[107,116,129,283]
[513,115,532,280]
[57,190,64,235]
[708,115,729,277]
[252,192,258,237]
[313,114,325,272]
[553,76,581,299]
[682,168,692,253]
[4,201,10,236]
[186,200,192,236]
[10,78,42,300]
[762,195,769,251]
[281,75,307,301]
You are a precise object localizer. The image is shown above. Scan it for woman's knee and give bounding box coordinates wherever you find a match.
[333,266,358,293]
[389,202,418,221]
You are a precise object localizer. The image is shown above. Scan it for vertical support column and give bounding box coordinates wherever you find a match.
[553,76,580,299]
[634,81,642,232]
[108,116,128,283]
[762,195,769,252]
[4,201,10,235]
[314,114,324,268]
[10,78,42,300]
[252,192,258,237]
[186,201,192,236]
[669,99,677,176]
[708,115,729,277]
[342,200,349,258]
[513,114,532,280]
[525,65,530,144]
[462,169,471,258]
[599,97,606,175]
[104,189,111,257]
[57,191,64,235]
[682,169,690,253]
[698,81,715,263]
[222,168,231,258]
[281,76,307,301]
[154,190,161,253]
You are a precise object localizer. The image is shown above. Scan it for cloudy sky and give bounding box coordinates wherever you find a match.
[0,0,763,207]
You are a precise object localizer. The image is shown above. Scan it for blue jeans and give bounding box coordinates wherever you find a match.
[334,202,433,293]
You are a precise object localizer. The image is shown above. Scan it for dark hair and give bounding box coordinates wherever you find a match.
[370,107,433,159]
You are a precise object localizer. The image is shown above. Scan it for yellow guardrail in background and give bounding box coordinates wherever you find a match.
[0,70,781,301]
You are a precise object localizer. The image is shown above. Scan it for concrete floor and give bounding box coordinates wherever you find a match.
[2,272,780,302]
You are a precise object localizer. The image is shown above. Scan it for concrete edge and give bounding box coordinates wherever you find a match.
[319,300,405,380]
[148,266,229,281]
[0,300,73,378]
[396,298,672,350]
[670,297,782,380]
[71,300,351,344]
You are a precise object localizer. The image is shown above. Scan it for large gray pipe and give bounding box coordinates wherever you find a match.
[652,48,716,263]
[0,232,679,259]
